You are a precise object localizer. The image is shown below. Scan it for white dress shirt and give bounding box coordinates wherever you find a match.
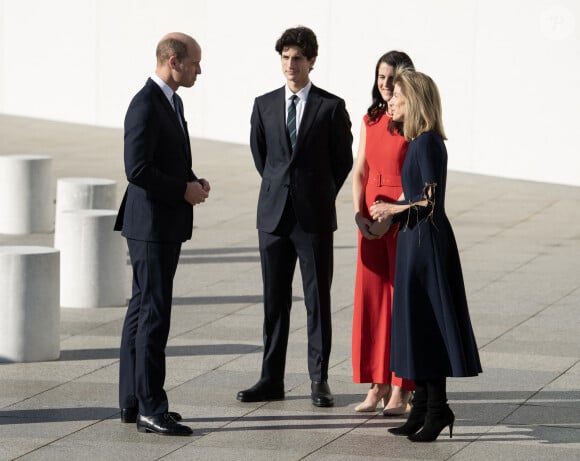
[285,81,312,136]
[151,74,177,110]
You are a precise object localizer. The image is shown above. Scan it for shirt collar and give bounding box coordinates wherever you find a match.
[151,74,176,105]
[285,81,312,102]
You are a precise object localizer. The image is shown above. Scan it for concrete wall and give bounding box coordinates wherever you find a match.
[1,0,579,186]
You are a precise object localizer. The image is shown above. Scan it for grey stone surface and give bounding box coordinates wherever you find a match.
[1,114,579,460]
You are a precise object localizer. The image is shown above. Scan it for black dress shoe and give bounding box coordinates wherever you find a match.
[236,380,284,402]
[311,381,334,407]
[121,408,182,423]
[136,413,192,436]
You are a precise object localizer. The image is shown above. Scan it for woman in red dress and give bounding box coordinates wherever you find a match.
[351,51,415,414]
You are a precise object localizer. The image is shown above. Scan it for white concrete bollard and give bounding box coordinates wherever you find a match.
[54,177,117,248]
[0,154,54,234]
[56,209,125,308]
[0,246,60,363]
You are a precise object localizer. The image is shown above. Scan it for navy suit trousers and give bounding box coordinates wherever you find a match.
[258,199,333,384]
[119,238,181,416]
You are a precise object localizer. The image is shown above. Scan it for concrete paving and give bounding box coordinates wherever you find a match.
[0,113,579,460]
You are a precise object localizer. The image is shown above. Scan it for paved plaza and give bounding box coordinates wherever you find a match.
[0,114,579,460]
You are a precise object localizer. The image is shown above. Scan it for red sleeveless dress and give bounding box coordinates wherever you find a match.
[352,113,413,389]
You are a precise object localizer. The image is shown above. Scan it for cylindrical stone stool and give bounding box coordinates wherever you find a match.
[56,209,125,308]
[0,154,53,234]
[0,246,60,363]
[54,177,117,248]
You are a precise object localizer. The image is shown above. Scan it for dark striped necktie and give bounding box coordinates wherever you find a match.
[287,94,298,151]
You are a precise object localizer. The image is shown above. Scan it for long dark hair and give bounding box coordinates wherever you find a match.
[367,51,414,130]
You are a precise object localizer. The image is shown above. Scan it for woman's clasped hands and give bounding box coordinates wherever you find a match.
[355,209,391,240]
[369,200,397,223]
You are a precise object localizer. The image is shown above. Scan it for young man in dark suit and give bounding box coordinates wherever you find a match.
[115,32,210,435]
[237,26,353,407]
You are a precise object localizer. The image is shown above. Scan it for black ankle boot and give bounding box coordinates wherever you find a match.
[388,380,426,436]
[408,378,454,442]
[408,406,454,441]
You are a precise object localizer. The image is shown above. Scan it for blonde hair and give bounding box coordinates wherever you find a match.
[393,70,447,141]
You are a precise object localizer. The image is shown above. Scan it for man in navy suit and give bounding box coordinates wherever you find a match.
[114,32,210,435]
[237,26,353,407]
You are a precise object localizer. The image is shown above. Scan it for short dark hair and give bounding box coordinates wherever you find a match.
[156,38,188,64]
[275,26,318,59]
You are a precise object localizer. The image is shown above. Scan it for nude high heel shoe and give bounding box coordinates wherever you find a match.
[383,388,413,416]
[354,384,391,412]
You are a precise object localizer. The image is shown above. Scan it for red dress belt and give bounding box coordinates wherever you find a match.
[370,173,401,187]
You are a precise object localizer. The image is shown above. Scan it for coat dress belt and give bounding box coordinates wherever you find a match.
[370,173,401,187]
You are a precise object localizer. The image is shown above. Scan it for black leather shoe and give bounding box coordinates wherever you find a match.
[311,381,334,407]
[121,408,182,423]
[136,413,192,436]
[236,381,284,402]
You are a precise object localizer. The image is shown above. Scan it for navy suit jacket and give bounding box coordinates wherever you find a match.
[115,78,197,242]
[250,85,353,234]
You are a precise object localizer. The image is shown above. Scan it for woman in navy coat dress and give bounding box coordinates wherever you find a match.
[370,70,481,442]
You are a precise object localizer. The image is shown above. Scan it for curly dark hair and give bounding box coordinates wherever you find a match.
[275,26,318,60]
[367,51,414,133]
